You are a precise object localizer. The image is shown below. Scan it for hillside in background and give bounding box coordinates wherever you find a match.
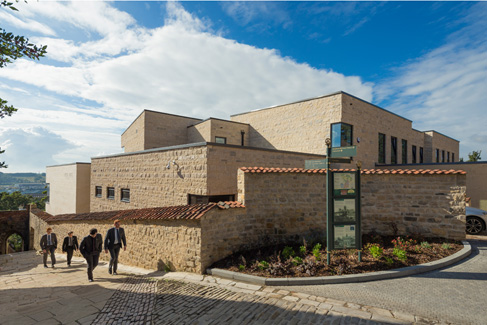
[0,172,46,185]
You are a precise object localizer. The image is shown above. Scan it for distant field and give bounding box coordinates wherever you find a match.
[0,172,46,185]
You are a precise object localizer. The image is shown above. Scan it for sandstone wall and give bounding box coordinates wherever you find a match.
[121,111,146,153]
[188,119,250,146]
[90,145,208,212]
[29,212,203,272]
[424,131,460,163]
[0,210,29,254]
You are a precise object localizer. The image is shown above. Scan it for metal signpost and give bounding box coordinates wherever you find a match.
[306,140,362,265]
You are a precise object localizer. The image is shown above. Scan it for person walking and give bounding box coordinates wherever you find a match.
[40,227,57,268]
[80,228,103,282]
[104,219,127,275]
[62,231,79,266]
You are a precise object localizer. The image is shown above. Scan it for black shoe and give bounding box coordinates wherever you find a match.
[44,265,48,268]
[113,271,118,275]
[108,269,112,274]
[67,264,71,267]
[89,279,94,282]
[52,265,55,268]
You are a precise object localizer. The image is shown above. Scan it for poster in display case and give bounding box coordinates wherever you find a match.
[333,172,355,196]
[334,225,356,249]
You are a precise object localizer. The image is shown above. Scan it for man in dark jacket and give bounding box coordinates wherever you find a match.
[104,220,127,275]
[62,231,79,266]
[80,228,103,282]
[40,227,58,268]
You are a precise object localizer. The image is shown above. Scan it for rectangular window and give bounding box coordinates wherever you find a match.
[331,123,353,148]
[436,149,440,163]
[447,152,450,162]
[107,187,115,199]
[442,150,445,163]
[95,186,102,198]
[121,189,130,202]
[46,183,50,203]
[378,133,386,164]
[391,136,397,164]
[412,145,417,163]
[401,139,407,164]
[215,136,227,144]
[420,147,424,163]
[452,153,455,162]
[188,194,235,205]
[241,131,245,146]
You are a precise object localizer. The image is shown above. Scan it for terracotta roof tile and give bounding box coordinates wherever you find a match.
[36,202,244,222]
[239,167,466,175]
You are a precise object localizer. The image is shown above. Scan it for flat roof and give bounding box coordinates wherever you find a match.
[422,130,459,142]
[46,162,91,168]
[92,142,326,160]
[188,117,250,128]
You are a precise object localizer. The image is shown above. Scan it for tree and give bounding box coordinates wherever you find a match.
[0,191,45,210]
[1,0,47,167]
[467,150,482,162]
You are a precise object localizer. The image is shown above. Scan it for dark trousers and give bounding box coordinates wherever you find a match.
[108,244,121,272]
[43,246,56,266]
[66,247,74,265]
[85,253,100,280]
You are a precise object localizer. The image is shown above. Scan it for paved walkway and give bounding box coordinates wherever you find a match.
[1,237,485,324]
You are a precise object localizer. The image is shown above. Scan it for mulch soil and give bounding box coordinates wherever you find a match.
[211,235,463,278]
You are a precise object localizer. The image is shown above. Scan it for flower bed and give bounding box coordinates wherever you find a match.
[210,235,463,277]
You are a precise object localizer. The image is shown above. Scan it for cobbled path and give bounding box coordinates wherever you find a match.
[92,276,157,324]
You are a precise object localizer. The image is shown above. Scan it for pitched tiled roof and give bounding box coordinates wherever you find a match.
[239,167,466,175]
[34,202,245,222]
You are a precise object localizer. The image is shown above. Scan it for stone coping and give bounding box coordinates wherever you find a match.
[207,240,471,286]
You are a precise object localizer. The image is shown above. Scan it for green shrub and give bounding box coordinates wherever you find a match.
[258,261,269,270]
[299,245,307,256]
[420,241,431,249]
[292,256,303,266]
[238,265,245,271]
[312,243,322,261]
[442,243,452,250]
[393,248,407,261]
[368,244,383,259]
[384,257,394,265]
[282,246,295,260]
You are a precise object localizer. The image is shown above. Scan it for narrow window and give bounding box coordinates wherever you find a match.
[401,139,407,164]
[442,150,445,163]
[241,131,245,146]
[95,186,102,198]
[331,123,353,148]
[391,136,397,164]
[420,147,424,163]
[436,149,440,163]
[215,136,227,144]
[378,133,386,164]
[452,153,455,162]
[412,145,417,163]
[121,189,130,202]
[45,183,50,203]
[107,187,115,200]
[447,152,450,162]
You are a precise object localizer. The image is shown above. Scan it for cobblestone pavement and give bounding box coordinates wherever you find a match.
[273,238,487,325]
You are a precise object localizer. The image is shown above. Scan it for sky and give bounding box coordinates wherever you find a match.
[0,1,486,172]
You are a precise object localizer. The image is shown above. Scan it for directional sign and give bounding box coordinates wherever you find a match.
[330,146,357,158]
[305,159,328,169]
[328,157,352,164]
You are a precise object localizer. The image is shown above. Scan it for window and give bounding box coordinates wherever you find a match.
[121,189,130,202]
[46,183,50,203]
[188,194,235,205]
[378,133,386,164]
[215,136,227,144]
[420,147,424,163]
[436,149,440,163]
[331,123,353,148]
[401,139,407,164]
[241,131,245,146]
[412,145,417,163]
[442,150,445,163]
[95,186,102,198]
[107,187,115,199]
[452,153,455,162]
[391,136,397,164]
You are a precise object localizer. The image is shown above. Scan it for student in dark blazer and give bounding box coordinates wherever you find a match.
[40,227,57,268]
[80,228,103,282]
[62,231,79,266]
[104,219,127,275]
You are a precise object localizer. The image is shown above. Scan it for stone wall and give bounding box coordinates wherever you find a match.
[188,119,250,146]
[0,210,29,254]
[29,212,203,273]
[90,145,209,212]
[424,131,460,163]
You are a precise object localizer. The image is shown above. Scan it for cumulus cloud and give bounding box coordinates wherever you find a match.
[0,1,373,172]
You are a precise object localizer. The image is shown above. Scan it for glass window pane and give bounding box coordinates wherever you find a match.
[331,124,341,148]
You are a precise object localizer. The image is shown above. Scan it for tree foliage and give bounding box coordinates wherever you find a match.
[1,1,48,167]
[467,150,482,162]
[0,190,45,210]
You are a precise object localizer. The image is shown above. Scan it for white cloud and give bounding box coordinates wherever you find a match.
[0,1,373,172]
[376,3,487,160]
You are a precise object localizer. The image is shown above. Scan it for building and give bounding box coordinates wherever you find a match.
[47,91,476,215]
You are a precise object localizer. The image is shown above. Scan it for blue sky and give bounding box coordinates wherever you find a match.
[0,1,486,172]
